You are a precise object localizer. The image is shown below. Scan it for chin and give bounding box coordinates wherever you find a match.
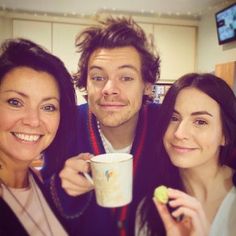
[100,120,122,127]
[172,160,195,169]
[99,114,127,127]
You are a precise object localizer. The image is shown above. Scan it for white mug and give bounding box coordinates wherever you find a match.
[88,153,133,208]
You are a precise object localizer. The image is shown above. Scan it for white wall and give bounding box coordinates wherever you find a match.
[0,11,198,84]
[197,9,236,73]
[13,20,52,51]
[0,16,12,42]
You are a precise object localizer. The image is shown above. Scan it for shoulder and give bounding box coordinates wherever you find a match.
[146,102,161,113]
[77,103,88,114]
[145,103,161,123]
[76,103,89,122]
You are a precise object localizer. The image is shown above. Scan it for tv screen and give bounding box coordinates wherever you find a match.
[215,3,236,45]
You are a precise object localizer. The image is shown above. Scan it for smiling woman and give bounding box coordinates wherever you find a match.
[0,67,60,164]
[0,38,77,235]
[137,73,236,236]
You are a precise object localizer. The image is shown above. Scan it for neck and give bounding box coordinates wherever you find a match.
[0,157,29,188]
[180,164,233,201]
[98,116,138,150]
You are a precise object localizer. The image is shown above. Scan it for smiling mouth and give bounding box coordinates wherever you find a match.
[171,144,196,153]
[12,132,42,142]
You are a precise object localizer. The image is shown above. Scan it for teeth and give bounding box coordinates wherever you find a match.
[14,133,40,142]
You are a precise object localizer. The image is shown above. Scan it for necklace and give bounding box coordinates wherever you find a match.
[97,121,132,153]
[97,120,111,153]
[0,174,53,236]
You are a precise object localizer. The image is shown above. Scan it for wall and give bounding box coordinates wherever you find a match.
[197,7,236,73]
[0,14,12,42]
[0,11,198,101]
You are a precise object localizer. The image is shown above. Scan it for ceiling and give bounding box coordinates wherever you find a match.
[0,0,234,19]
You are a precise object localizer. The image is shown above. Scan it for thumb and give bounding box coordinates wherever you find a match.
[153,198,175,230]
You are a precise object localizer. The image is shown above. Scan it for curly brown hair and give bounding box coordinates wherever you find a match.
[73,17,160,92]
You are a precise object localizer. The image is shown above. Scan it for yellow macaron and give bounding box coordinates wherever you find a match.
[153,185,169,204]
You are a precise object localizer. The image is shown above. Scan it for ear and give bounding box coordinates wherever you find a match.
[220,134,226,146]
[144,83,153,96]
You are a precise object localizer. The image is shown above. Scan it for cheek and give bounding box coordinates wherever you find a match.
[131,96,142,110]
[47,115,60,137]
[204,137,222,152]
[87,87,100,104]
[0,111,19,130]
[163,127,172,143]
[87,81,102,95]
[202,128,224,147]
[128,87,144,106]
[163,135,170,152]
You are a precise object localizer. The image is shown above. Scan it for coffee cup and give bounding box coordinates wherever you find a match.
[88,153,133,208]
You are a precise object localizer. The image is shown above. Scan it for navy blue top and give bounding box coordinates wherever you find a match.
[43,103,161,236]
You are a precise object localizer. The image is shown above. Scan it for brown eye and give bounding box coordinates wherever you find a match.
[195,119,207,126]
[91,76,105,81]
[170,115,179,122]
[121,76,133,81]
[42,104,58,112]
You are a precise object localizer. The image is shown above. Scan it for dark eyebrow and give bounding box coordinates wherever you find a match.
[4,90,60,102]
[173,109,213,117]
[118,65,140,73]
[191,111,213,117]
[89,65,139,73]
[89,65,102,71]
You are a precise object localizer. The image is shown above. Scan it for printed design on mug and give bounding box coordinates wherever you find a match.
[105,169,113,182]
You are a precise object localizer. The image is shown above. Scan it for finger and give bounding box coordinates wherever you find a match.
[168,188,196,200]
[60,167,93,187]
[171,206,206,233]
[64,158,90,173]
[61,172,93,188]
[61,174,94,195]
[168,193,206,224]
[62,183,94,196]
[153,198,176,229]
[76,153,94,161]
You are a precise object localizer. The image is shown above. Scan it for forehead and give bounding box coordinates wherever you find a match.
[88,46,141,70]
[175,87,221,115]
[0,67,59,95]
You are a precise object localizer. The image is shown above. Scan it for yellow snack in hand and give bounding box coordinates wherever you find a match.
[153,185,168,204]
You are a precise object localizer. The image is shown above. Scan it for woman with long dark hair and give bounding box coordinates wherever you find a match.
[137,73,236,236]
[0,38,77,235]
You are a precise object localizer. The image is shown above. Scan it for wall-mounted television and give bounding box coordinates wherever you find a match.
[215,3,236,45]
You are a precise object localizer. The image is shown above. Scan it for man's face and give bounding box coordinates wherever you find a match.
[86,46,151,128]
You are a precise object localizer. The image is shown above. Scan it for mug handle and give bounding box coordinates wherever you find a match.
[82,160,94,185]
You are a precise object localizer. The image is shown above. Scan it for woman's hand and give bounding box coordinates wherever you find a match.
[153,188,210,236]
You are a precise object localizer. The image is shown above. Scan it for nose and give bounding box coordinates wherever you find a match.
[22,108,40,127]
[174,121,189,140]
[102,79,119,96]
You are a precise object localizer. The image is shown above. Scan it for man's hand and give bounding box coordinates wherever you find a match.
[59,153,94,196]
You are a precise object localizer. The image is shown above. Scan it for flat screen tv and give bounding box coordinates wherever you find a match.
[215,3,236,45]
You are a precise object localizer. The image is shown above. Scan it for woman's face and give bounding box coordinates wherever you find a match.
[0,67,60,165]
[163,87,225,169]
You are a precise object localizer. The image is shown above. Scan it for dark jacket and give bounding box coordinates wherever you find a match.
[43,103,161,236]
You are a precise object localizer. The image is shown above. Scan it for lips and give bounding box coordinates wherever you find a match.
[100,102,126,106]
[171,144,197,153]
[99,102,126,110]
